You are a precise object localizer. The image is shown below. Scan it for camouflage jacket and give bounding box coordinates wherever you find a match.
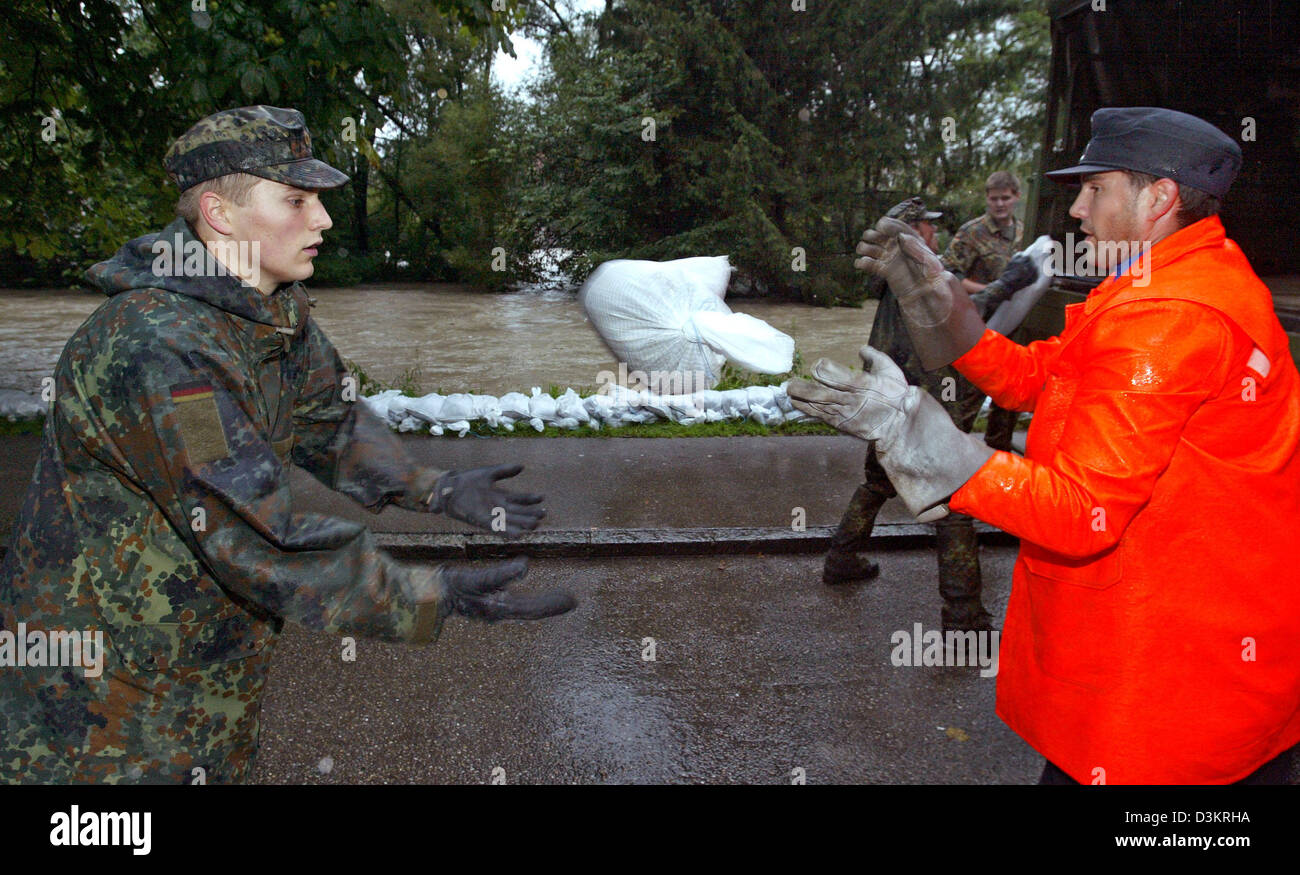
[0,218,448,784]
[940,212,1024,285]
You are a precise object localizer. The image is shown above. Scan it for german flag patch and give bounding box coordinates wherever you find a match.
[171,381,230,466]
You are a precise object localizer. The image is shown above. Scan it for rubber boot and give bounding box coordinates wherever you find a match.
[823,449,894,585]
[935,512,995,631]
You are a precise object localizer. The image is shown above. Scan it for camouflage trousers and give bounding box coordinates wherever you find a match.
[985,404,1018,452]
[982,324,1029,453]
[840,290,1002,625]
[828,446,988,626]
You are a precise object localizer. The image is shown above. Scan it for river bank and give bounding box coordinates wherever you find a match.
[0,282,880,402]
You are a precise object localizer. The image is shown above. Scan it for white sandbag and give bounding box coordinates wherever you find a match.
[527,387,558,432]
[363,380,815,434]
[610,385,661,425]
[690,310,795,374]
[555,389,594,430]
[360,389,403,423]
[717,388,751,419]
[496,392,531,432]
[987,235,1056,336]
[382,393,411,426]
[438,393,474,422]
[689,389,727,422]
[0,389,45,421]
[582,392,616,427]
[580,255,795,392]
[470,394,505,428]
[776,381,810,422]
[745,386,786,426]
[401,393,445,427]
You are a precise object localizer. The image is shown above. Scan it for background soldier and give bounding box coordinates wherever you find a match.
[823,197,994,633]
[0,106,574,784]
[941,171,1025,453]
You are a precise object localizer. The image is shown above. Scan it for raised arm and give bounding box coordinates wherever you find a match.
[950,301,1234,558]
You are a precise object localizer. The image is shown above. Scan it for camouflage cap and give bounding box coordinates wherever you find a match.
[164,105,349,192]
[886,197,942,224]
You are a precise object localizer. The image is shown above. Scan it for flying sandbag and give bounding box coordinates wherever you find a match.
[580,256,795,393]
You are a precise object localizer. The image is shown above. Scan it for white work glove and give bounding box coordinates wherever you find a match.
[787,346,995,522]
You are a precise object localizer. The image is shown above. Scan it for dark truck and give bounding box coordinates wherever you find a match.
[1023,0,1300,362]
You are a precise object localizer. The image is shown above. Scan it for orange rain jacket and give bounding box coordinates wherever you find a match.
[950,216,1300,784]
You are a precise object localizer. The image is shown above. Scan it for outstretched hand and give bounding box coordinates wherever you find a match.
[439,556,577,622]
[428,464,545,537]
[786,345,915,443]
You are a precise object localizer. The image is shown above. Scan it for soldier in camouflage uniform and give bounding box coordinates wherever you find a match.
[0,106,574,784]
[940,171,1026,454]
[823,198,994,632]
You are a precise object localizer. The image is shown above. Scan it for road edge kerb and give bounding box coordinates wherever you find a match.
[375,522,1018,561]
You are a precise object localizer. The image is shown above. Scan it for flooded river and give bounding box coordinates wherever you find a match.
[0,284,879,398]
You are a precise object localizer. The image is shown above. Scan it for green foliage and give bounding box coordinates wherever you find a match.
[0,416,45,437]
[512,0,1049,302]
[2,0,1049,302]
[0,0,528,285]
[308,253,421,285]
[345,358,426,396]
[311,256,367,287]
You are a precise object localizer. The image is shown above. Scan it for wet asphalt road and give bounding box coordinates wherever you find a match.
[250,549,1036,785]
[2,431,1042,784]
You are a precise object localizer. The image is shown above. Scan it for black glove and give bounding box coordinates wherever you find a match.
[970,281,1012,319]
[997,253,1039,293]
[970,253,1039,318]
[439,556,576,622]
[426,464,545,536]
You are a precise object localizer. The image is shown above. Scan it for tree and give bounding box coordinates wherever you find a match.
[0,0,528,285]
[514,0,1049,303]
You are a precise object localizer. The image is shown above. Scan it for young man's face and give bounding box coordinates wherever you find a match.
[985,187,1020,224]
[222,179,333,293]
[1068,170,1143,272]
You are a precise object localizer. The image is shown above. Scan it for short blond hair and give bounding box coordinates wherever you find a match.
[985,171,1020,195]
[176,173,262,225]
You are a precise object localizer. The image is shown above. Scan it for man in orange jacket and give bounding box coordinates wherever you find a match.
[789,107,1300,784]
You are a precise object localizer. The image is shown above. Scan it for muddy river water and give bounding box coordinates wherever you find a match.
[0,284,879,398]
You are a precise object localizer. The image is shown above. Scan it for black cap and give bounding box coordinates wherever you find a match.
[164,106,349,192]
[1045,107,1241,198]
[885,197,942,223]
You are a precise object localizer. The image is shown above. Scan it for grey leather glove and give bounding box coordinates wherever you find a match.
[854,217,987,370]
[787,346,995,522]
[423,464,545,537]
